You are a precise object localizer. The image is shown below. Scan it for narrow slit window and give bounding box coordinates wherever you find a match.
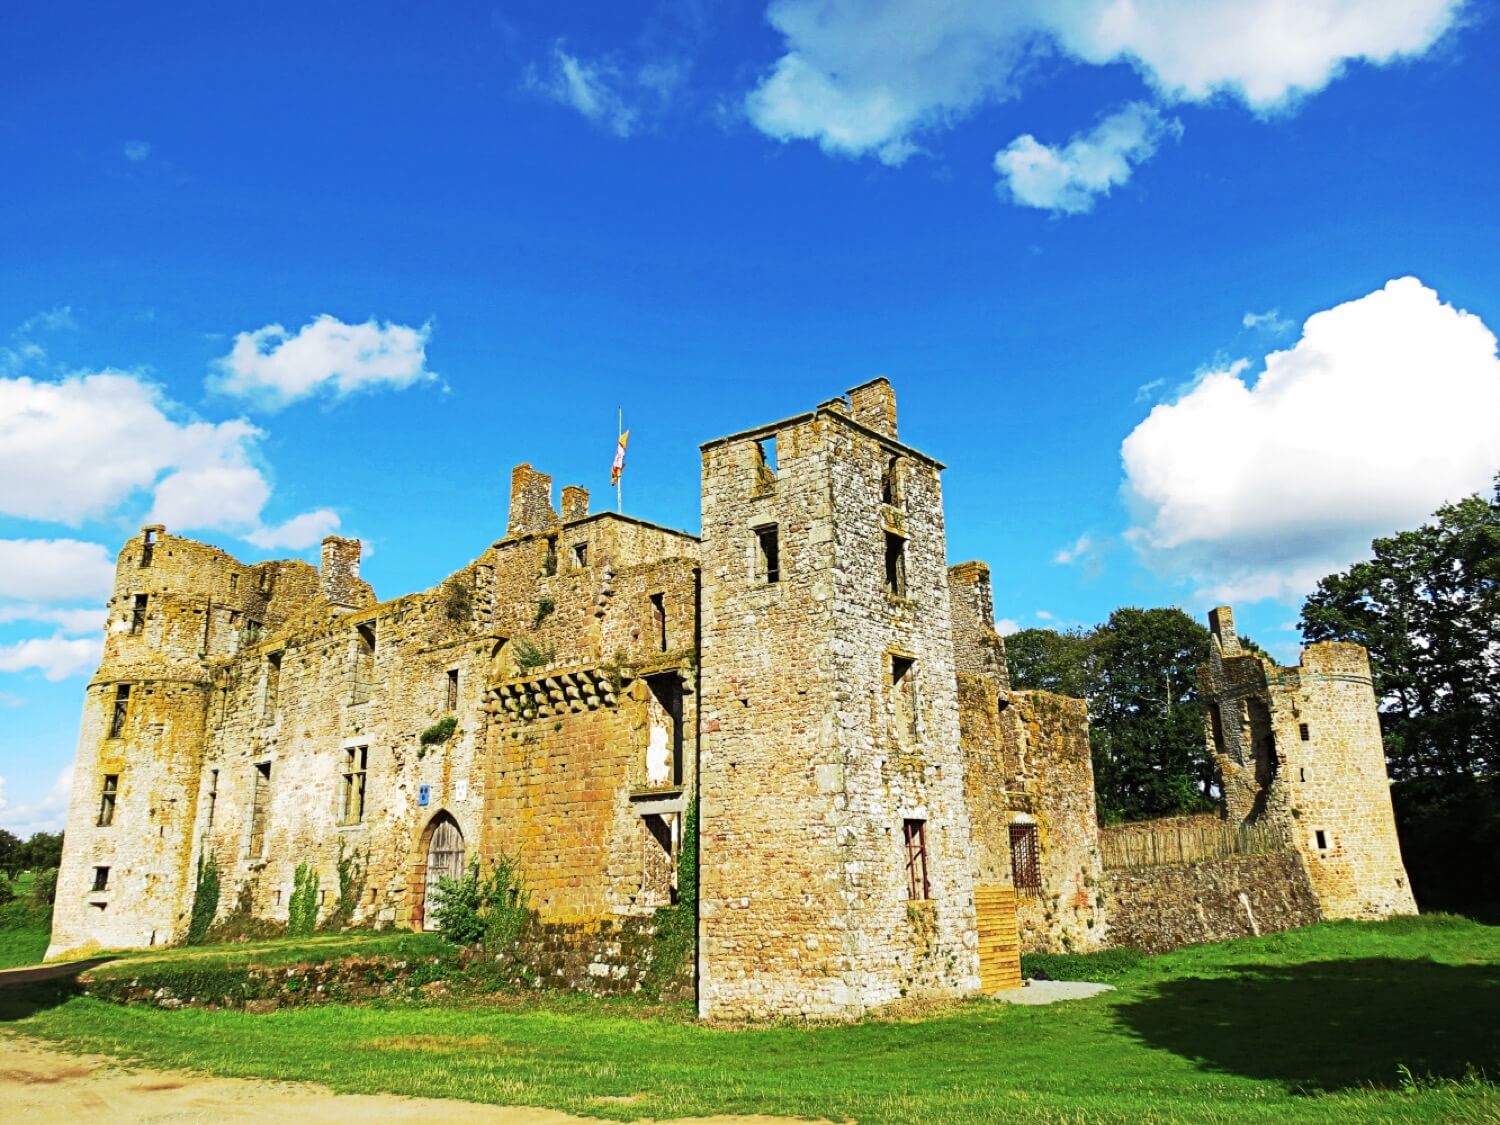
[1009,824,1041,893]
[140,528,157,567]
[92,866,110,892]
[903,819,930,901]
[884,532,907,597]
[1299,722,1311,741]
[248,762,271,857]
[206,769,219,827]
[650,592,667,651]
[341,746,368,824]
[129,594,148,636]
[108,684,131,738]
[351,624,376,704]
[264,652,282,720]
[228,572,238,593]
[881,455,899,505]
[754,437,778,491]
[542,536,558,577]
[891,655,918,742]
[97,774,119,827]
[1315,830,1328,851]
[755,525,780,584]
[445,668,459,712]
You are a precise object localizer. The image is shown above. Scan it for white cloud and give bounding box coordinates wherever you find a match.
[528,46,641,138]
[996,618,1021,637]
[245,508,342,550]
[747,0,1462,174]
[1122,277,1500,603]
[0,605,105,634]
[211,314,437,409]
[0,765,74,835]
[17,306,76,334]
[1243,308,1293,334]
[0,372,335,543]
[123,140,151,162]
[1053,534,1096,565]
[996,102,1179,214]
[0,539,114,601]
[0,633,103,680]
[1035,610,1055,621]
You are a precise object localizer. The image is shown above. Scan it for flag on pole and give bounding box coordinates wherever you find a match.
[611,430,630,485]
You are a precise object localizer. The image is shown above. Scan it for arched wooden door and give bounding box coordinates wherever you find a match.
[418,813,466,931]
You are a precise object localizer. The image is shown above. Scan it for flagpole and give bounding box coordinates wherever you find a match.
[617,407,623,514]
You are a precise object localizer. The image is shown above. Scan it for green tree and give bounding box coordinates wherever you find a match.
[1008,608,1215,822]
[0,829,20,876]
[17,831,63,871]
[1300,477,1499,781]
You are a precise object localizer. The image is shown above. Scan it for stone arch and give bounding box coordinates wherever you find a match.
[408,810,466,931]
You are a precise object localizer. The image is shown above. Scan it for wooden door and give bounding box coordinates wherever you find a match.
[422,815,466,931]
[975,885,1022,992]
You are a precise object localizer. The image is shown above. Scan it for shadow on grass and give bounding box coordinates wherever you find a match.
[1115,958,1500,1092]
[0,958,115,1022]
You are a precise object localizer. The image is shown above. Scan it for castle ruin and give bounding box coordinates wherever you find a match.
[48,380,1415,1016]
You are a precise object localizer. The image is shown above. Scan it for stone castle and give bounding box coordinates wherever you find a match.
[49,380,1415,1018]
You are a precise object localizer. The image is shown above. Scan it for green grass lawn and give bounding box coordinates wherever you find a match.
[2,916,1497,1123]
[0,872,51,970]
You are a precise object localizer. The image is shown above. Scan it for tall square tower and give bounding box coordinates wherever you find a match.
[697,380,981,1019]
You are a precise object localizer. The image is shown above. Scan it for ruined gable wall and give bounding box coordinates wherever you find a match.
[1001,691,1107,952]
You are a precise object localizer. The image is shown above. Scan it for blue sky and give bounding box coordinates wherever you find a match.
[3,1,1499,832]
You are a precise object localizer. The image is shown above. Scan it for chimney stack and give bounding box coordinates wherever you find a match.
[1208,606,1242,657]
[507,464,560,538]
[320,536,363,608]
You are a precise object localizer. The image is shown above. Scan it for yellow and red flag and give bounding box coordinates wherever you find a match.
[611,430,630,485]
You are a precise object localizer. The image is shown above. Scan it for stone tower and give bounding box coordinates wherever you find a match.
[697,379,981,1019]
[1200,606,1416,920]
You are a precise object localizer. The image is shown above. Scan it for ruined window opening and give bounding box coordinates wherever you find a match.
[341,746,368,824]
[258,568,273,593]
[646,673,684,787]
[228,573,238,593]
[755,525,780,584]
[1208,702,1226,757]
[92,866,110,892]
[542,536,558,577]
[248,762,271,857]
[108,684,131,739]
[129,594,148,636]
[884,532,907,598]
[753,437,778,492]
[881,455,900,505]
[445,668,459,712]
[1315,830,1328,851]
[891,655,919,743]
[244,617,264,643]
[1009,824,1041,894]
[351,624,376,704]
[1299,722,1310,741]
[903,819,930,901]
[572,542,588,569]
[206,769,219,827]
[264,652,282,720]
[650,592,667,651]
[140,529,157,567]
[97,774,119,827]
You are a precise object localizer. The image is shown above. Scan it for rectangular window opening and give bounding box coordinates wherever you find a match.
[1009,823,1041,894]
[903,819,930,901]
[541,536,558,577]
[129,594,148,636]
[108,684,131,739]
[1315,830,1328,851]
[248,762,271,857]
[140,529,157,567]
[572,542,588,569]
[754,437,778,491]
[341,746,368,824]
[891,655,918,742]
[97,773,119,827]
[264,652,282,720]
[351,624,376,704]
[228,572,238,593]
[445,668,459,712]
[650,592,667,652]
[1299,722,1311,741]
[884,532,907,597]
[646,673,685,787]
[755,525,780,584]
[881,455,900,505]
[92,866,110,892]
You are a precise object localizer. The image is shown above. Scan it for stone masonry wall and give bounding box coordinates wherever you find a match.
[1104,852,1322,954]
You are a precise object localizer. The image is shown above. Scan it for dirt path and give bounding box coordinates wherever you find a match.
[0,1035,811,1124]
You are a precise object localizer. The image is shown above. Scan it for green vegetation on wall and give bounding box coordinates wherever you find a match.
[187,853,221,945]
[287,863,320,938]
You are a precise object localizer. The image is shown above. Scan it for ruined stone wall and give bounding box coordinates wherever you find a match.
[698,390,979,1020]
[1104,852,1322,954]
[1001,691,1107,952]
[1200,607,1415,922]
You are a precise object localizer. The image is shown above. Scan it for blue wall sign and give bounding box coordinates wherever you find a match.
[418,784,430,807]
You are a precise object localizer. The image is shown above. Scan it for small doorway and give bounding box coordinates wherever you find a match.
[417,812,466,931]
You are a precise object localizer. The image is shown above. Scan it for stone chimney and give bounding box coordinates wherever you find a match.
[847,377,897,438]
[507,464,559,538]
[561,485,590,522]
[948,561,1010,692]
[321,536,363,608]
[1208,606,1242,657]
